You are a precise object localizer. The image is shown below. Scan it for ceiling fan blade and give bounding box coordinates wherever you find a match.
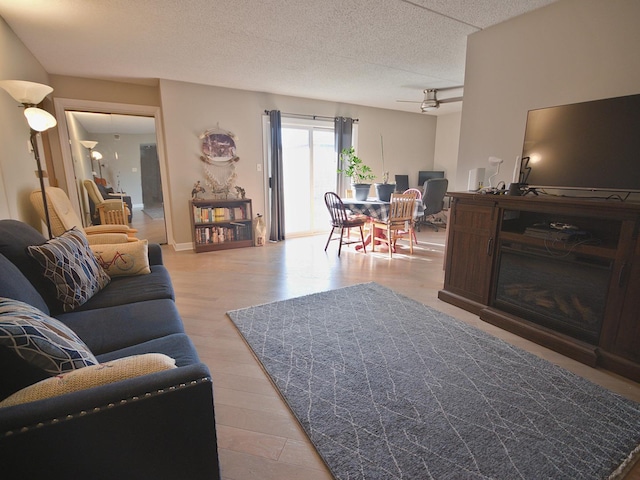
[439,96,463,104]
[434,85,464,92]
[396,100,422,103]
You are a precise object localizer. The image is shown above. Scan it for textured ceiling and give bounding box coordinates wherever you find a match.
[0,0,557,115]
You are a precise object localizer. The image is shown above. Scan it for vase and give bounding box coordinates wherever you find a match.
[375,183,396,202]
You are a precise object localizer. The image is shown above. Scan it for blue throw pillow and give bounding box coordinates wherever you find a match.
[27,228,110,312]
[0,298,98,400]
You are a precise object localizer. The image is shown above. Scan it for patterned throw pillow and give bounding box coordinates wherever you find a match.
[91,240,151,277]
[27,228,110,312]
[0,298,97,377]
[0,353,176,408]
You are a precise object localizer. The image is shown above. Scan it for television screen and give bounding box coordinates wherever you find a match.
[418,170,445,187]
[521,93,640,192]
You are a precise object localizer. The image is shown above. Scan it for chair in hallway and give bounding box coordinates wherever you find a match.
[371,193,416,258]
[417,178,448,232]
[30,187,137,244]
[83,179,131,226]
[324,192,367,257]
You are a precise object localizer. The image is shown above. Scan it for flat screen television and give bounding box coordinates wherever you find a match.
[418,170,445,187]
[521,93,640,193]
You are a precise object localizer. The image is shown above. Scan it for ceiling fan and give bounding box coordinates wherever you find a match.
[397,86,463,112]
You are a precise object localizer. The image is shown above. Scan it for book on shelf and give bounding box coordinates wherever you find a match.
[195,224,252,245]
[193,205,249,224]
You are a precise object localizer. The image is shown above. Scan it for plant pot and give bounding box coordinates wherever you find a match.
[352,183,371,201]
[375,183,396,202]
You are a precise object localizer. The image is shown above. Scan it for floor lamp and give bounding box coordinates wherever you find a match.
[79,140,102,178]
[0,80,58,239]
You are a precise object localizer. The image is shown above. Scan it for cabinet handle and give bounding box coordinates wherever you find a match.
[618,262,628,288]
[487,237,494,256]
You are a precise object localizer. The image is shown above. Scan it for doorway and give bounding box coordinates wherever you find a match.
[54,99,169,245]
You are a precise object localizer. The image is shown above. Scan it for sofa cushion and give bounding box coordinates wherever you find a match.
[73,264,174,312]
[27,228,111,312]
[90,240,151,277]
[0,353,177,408]
[0,298,98,399]
[0,253,49,314]
[55,299,185,355]
[96,333,201,368]
[0,219,59,312]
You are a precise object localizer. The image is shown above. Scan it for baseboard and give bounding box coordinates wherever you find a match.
[173,242,194,252]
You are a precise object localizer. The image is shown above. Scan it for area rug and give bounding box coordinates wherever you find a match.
[227,282,640,480]
[142,206,164,219]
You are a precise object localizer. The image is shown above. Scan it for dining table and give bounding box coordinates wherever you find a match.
[341,198,424,221]
[341,197,424,251]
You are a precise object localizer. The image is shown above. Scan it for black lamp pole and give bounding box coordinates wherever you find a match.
[30,129,53,239]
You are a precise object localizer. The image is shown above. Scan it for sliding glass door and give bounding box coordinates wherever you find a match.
[282,121,336,236]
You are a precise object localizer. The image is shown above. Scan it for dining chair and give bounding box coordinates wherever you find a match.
[418,178,449,231]
[324,192,367,257]
[402,188,422,244]
[371,193,416,258]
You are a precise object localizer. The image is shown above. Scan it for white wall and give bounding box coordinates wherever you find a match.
[434,111,461,185]
[159,79,437,245]
[456,0,640,191]
[0,17,52,227]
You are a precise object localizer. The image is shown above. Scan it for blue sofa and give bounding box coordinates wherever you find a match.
[0,219,220,479]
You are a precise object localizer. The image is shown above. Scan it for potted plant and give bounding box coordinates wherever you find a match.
[338,147,375,200]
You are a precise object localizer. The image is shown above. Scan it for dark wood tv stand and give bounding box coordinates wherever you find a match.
[438,192,640,382]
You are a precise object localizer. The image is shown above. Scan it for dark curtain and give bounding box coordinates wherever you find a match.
[334,117,354,196]
[268,110,285,241]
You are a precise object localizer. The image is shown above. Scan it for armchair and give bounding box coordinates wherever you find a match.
[30,188,137,244]
[83,179,132,226]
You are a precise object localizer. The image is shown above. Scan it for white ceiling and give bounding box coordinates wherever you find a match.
[1,0,557,116]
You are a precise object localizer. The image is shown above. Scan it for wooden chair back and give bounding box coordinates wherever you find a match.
[324,191,350,227]
[403,188,422,200]
[388,193,416,225]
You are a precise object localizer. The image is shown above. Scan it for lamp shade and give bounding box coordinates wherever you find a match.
[0,80,53,104]
[91,151,103,160]
[79,140,99,149]
[24,107,57,132]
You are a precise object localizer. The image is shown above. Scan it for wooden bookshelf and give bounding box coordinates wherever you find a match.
[190,198,253,252]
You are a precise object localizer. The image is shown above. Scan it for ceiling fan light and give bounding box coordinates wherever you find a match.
[0,80,53,104]
[24,107,57,131]
[421,101,439,112]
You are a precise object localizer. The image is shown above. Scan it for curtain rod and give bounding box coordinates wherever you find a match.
[264,110,359,122]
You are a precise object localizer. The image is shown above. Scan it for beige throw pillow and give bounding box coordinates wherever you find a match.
[91,240,151,277]
[0,353,176,408]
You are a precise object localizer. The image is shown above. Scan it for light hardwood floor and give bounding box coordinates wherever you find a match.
[137,221,640,480]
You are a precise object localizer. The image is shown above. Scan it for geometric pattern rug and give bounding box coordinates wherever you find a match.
[227,283,640,480]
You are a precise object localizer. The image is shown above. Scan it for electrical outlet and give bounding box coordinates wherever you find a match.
[257,163,262,172]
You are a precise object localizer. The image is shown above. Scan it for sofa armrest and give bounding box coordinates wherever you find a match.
[147,243,163,265]
[0,363,220,480]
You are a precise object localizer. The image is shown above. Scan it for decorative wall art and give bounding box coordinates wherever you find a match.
[199,124,243,199]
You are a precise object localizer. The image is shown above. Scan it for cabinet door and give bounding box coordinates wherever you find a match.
[612,239,640,362]
[443,201,498,306]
